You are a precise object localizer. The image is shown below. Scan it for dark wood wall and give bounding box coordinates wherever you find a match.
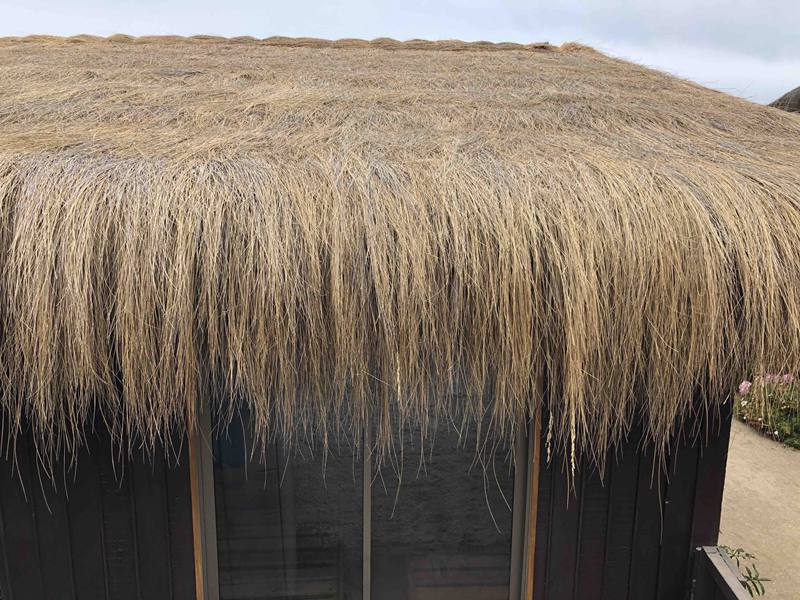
[0,403,732,600]
[533,405,732,600]
[0,427,195,600]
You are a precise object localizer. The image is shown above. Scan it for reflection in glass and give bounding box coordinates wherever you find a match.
[371,421,514,600]
[213,418,362,600]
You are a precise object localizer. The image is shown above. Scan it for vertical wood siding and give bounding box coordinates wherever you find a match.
[0,426,195,600]
[534,404,732,600]
[0,401,732,600]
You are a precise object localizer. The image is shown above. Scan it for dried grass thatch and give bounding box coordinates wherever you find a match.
[1,35,800,470]
[770,86,800,113]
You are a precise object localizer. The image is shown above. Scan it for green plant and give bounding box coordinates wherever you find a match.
[735,375,800,449]
[721,545,755,568]
[720,545,770,597]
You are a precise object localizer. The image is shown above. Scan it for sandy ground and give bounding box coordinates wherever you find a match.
[719,421,800,600]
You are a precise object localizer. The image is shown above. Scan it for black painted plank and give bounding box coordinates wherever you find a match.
[600,423,643,600]
[132,453,172,599]
[656,432,702,600]
[0,433,45,600]
[67,435,109,600]
[27,436,75,600]
[692,403,732,547]
[95,434,139,600]
[545,458,582,600]
[691,548,714,600]
[1,423,195,600]
[165,439,195,600]
[575,458,612,600]
[0,417,12,600]
[0,477,10,600]
[627,439,667,600]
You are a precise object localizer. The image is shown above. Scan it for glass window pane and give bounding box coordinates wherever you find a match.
[371,421,515,600]
[213,417,362,600]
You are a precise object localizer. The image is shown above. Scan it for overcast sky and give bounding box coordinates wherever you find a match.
[3,0,798,104]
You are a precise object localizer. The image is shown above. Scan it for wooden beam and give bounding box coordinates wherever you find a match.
[188,405,220,600]
[509,402,544,600]
[521,406,542,599]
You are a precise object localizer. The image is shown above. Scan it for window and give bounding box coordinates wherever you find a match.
[213,417,363,599]
[190,410,539,600]
[370,421,515,600]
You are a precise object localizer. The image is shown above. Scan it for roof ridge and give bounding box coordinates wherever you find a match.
[0,34,600,54]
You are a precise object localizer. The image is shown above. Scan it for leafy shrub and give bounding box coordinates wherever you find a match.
[720,546,770,597]
[735,374,800,449]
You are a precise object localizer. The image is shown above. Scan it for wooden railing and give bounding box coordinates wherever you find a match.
[689,547,751,600]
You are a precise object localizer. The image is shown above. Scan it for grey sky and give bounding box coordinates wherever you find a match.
[3,0,799,104]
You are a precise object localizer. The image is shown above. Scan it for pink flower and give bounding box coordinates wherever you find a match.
[782,374,795,384]
[738,380,752,396]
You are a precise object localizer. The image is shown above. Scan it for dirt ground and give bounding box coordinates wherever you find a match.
[719,421,800,600]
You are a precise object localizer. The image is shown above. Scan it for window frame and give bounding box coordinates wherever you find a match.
[188,405,220,600]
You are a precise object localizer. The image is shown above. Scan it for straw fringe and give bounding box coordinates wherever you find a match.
[1,36,800,470]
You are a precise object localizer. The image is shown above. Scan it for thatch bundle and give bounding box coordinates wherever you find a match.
[770,86,800,113]
[1,35,799,469]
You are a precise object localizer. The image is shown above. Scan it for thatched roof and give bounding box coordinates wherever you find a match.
[1,35,800,468]
[770,86,800,113]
